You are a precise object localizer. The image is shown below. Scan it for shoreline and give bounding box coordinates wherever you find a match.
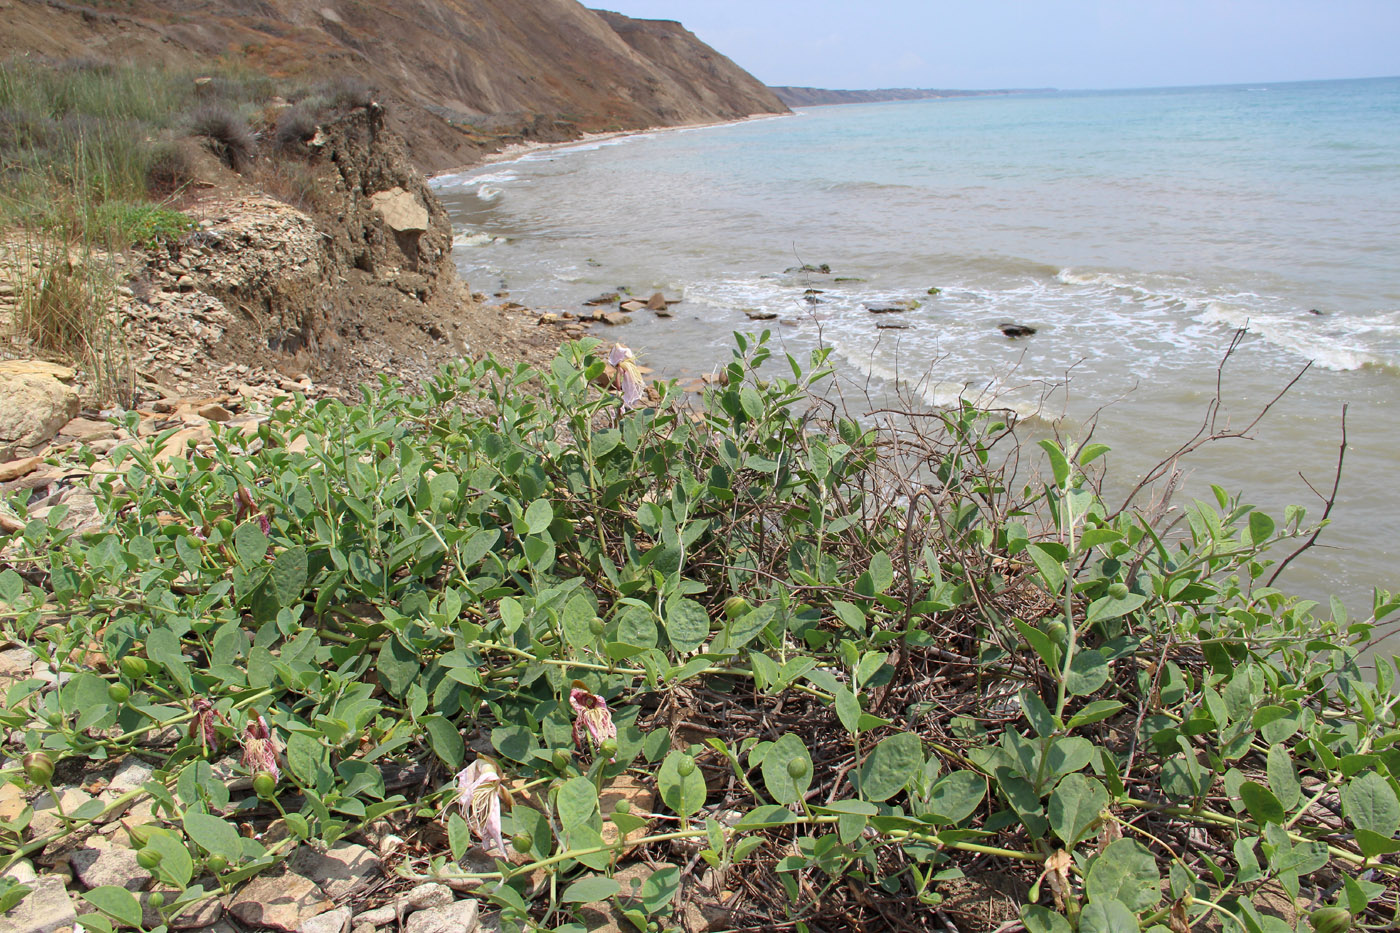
[428,111,793,182]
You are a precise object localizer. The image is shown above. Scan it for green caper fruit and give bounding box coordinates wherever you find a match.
[677,755,697,778]
[107,683,130,704]
[147,892,165,909]
[511,832,533,853]
[1309,907,1353,933]
[1108,582,1130,600]
[252,771,278,798]
[787,758,809,779]
[723,597,750,620]
[21,752,54,786]
[613,799,631,814]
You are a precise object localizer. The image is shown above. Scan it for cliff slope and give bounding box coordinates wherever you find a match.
[0,0,787,172]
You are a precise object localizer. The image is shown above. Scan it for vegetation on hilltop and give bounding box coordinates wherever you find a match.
[0,334,1395,932]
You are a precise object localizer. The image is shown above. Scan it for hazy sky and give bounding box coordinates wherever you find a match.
[594,1,1400,91]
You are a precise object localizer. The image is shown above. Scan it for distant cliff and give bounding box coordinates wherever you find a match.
[0,0,788,172]
[771,86,1054,107]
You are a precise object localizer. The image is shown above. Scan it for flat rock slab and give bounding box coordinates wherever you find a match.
[71,838,151,891]
[289,841,381,901]
[370,188,429,234]
[228,870,332,931]
[1,876,76,933]
[403,899,479,933]
[298,904,351,933]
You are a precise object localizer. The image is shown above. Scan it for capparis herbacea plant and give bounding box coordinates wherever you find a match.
[0,334,1395,933]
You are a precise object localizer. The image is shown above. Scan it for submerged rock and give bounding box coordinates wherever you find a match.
[743,308,778,321]
[999,323,1037,338]
[784,263,831,274]
[583,292,620,306]
[866,299,919,314]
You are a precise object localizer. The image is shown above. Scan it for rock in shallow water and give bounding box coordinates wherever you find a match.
[998,323,1037,338]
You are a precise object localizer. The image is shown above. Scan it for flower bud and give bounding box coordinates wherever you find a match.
[511,832,533,853]
[552,749,571,770]
[613,799,631,814]
[252,771,278,798]
[107,683,130,704]
[1108,582,1130,600]
[22,752,54,786]
[677,754,696,778]
[1309,907,1353,933]
[589,618,605,637]
[126,824,154,847]
[136,848,163,870]
[120,656,147,680]
[723,597,750,620]
[146,892,165,909]
[787,758,809,780]
[204,854,228,875]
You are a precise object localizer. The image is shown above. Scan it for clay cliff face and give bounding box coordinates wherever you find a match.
[0,0,788,172]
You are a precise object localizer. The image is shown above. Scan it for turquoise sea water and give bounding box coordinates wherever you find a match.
[435,77,1400,623]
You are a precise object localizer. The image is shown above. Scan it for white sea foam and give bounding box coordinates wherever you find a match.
[1196,303,1392,371]
[452,232,501,249]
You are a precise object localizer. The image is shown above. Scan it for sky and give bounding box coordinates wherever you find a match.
[592,1,1400,91]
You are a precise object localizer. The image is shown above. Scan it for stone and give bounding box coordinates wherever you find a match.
[0,455,44,482]
[582,292,619,306]
[2,858,37,884]
[401,882,454,912]
[596,312,630,326]
[58,417,115,443]
[71,837,151,891]
[106,758,156,796]
[196,403,234,422]
[865,300,918,314]
[299,905,352,933]
[289,841,381,901]
[369,188,429,234]
[617,300,645,313]
[876,322,909,330]
[742,309,777,321]
[403,899,479,933]
[0,361,81,460]
[0,782,29,823]
[0,875,75,933]
[999,323,1037,338]
[645,291,667,311]
[30,786,93,837]
[228,870,333,931]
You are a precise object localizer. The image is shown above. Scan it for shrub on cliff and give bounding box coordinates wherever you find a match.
[0,335,1395,932]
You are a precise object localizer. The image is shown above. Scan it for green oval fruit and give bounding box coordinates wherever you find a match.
[1040,620,1068,643]
[677,755,696,778]
[613,799,631,814]
[723,597,750,620]
[1309,907,1353,933]
[136,848,163,870]
[107,683,130,704]
[589,618,605,637]
[146,892,165,909]
[1107,582,1130,600]
[511,832,533,853]
[252,772,278,798]
[21,752,54,786]
[552,749,571,770]
[599,738,618,758]
[204,854,228,875]
[120,656,147,680]
[787,758,809,779]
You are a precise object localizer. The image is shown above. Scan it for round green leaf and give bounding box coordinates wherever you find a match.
[562,875,621,904]
[1065,648,1111,696]
[857,732,924,802]
[924,770,986,825]
[1341,770,1400,838]
[1239,780,1287,825]
[761,733,813,806]
[83,886,143,928]
[182,812,243,862]
[1079,897,1139,933]
[664,597,710,654]
[1085,838,1160,911]
[1049,773,1108,845]
[524,499,553,535]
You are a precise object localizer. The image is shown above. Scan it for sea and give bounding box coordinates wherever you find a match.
[433,77,1400,634]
